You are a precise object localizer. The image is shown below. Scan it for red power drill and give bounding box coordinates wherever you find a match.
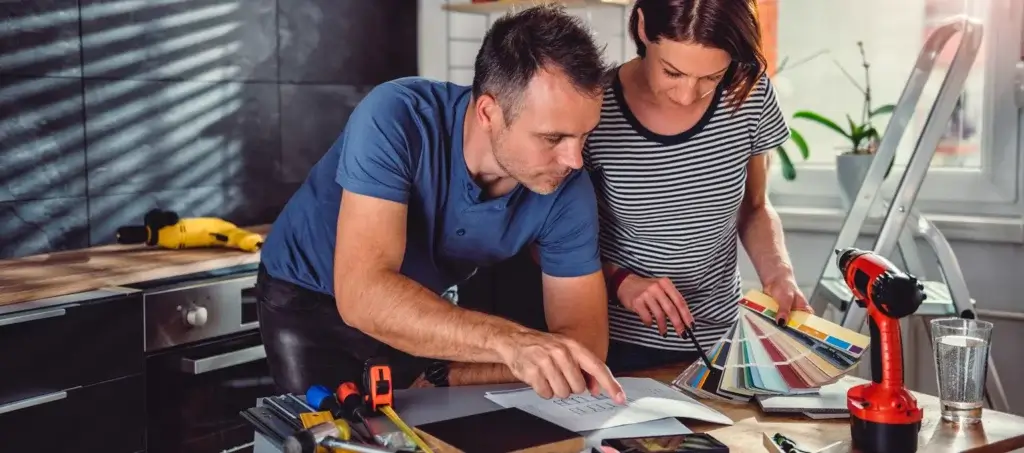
[836,247,927,453]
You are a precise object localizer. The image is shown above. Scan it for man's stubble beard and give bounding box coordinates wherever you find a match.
[490,129,563,196]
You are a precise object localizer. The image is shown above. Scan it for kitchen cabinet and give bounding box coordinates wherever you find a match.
[0,290,145,453]
[0,374,146,453]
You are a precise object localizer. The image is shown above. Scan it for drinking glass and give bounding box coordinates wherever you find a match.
[930,317,993,424]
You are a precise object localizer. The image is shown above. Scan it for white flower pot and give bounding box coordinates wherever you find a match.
[836,153,875,211]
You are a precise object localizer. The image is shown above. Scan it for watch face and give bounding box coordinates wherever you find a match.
[425,362,449,386]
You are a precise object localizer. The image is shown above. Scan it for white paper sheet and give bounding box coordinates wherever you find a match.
[483,377,734,432]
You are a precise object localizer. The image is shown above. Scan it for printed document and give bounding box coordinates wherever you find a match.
[483,377,733,432]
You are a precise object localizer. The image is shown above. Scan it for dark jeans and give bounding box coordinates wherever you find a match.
[255,266,431,395]
[606,340,698,374]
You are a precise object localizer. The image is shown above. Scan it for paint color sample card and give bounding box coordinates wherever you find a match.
[671,291,867,402]
[741,291,869,358]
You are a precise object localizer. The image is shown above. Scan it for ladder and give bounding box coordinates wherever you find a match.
[806,16,1011,414]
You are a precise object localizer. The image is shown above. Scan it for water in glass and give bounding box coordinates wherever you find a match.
[930,318,993,424]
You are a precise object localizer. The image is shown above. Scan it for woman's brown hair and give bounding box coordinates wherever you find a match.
[628,0,767,108]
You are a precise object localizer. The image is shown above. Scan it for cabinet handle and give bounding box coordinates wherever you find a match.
[0,308,66,327]
[180,345,267,375]
[0,390,69,416]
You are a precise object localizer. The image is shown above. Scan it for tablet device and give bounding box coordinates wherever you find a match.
[601,433,729,452]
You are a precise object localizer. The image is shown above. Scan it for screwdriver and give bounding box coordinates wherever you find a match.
[337,381,377,441]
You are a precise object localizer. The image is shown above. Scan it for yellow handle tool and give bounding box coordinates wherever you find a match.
[379,405,434,453]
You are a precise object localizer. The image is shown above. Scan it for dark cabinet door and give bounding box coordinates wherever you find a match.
[146,331,276,453]
[0,374,145,453]
[0,293,144,407]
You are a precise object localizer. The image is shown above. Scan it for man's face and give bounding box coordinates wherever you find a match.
[484,68,603,195]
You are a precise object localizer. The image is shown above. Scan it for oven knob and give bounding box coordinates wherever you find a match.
[184,305,208,327]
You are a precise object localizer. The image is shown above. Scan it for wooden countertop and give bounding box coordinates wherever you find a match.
[625,364,1024,453]
[0,225,270,307]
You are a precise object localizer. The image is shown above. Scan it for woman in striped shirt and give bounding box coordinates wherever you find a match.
[584,0,813,373]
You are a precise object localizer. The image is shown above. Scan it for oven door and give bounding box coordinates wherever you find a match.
[146,330,278,453]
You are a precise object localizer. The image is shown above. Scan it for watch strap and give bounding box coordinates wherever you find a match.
[424,361,450,387]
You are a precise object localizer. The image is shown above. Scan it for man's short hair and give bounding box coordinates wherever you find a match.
[472,5,610,123]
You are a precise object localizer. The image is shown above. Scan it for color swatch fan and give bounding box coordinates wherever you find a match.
[672,290,870,402]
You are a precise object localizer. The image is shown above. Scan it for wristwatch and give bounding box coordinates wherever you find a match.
[424,361,450,387]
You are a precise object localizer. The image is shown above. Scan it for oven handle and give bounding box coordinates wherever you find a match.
[180,345,267,375]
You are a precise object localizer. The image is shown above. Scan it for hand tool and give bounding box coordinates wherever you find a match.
[306,385,346,420]
[320,436,396,453]
[116,208,263,252]
[363,358,435,453]
[836,247,926,453]
[281,418,352,453]
[336,381,377,442]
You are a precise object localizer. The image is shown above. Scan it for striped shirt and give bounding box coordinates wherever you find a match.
[584,70,790,351]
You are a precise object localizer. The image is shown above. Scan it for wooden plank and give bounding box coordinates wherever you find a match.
[0,225,270,307]
[626,364,1024,453]
[442,0,630,14]
[759,0,779,76]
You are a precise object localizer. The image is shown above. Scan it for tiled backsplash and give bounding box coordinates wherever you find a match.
[419,0,636,84]
[0,0,418,259]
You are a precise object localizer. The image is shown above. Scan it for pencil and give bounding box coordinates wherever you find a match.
[684,325,713,369]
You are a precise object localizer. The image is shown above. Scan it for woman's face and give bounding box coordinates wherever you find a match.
[639,36,732,108]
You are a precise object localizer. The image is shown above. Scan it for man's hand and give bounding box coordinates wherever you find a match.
[763,275,812,325]
[409,373,434,389]
[617,274,694,337]
[495,330,626,404]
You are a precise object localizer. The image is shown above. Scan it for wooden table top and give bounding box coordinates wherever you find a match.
[624,364,1024,453]
[0,224,270,307]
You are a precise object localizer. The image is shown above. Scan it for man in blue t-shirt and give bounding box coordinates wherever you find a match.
[256,5,625,403]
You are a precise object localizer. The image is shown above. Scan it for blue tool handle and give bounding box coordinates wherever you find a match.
[305,384,333,411]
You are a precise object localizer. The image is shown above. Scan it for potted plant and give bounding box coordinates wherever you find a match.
[774,42,895,208]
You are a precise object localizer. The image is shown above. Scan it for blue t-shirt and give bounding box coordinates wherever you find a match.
[260,77,602,297]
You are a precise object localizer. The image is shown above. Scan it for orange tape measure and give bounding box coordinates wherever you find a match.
[363,358,393,412]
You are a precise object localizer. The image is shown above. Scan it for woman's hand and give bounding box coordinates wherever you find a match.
[616,274,694,337]
[763,275,813,326]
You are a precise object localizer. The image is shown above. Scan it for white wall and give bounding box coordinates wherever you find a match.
[418,0,1023,416]
[418,0,635,84]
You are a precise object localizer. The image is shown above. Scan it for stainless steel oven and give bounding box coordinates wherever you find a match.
[137,264,278,453]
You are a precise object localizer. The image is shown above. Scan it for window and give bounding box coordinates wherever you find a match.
[764,0,1024,228]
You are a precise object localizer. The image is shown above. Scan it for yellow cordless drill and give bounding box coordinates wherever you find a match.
[116,209,263,253]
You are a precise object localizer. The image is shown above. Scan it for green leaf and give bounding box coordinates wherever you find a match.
[790,129,809,160]
[869,104,895,117]
[846,115,860,136]
[847,115,866,149]
[775,146,797,181]
[793,111,851,139]
[865,127,880,142]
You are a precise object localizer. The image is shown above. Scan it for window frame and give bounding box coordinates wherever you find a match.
[767,0,1024,241]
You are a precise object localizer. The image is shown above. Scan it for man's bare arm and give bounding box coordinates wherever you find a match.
[448,271,609,386]
[334,191,534,363]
